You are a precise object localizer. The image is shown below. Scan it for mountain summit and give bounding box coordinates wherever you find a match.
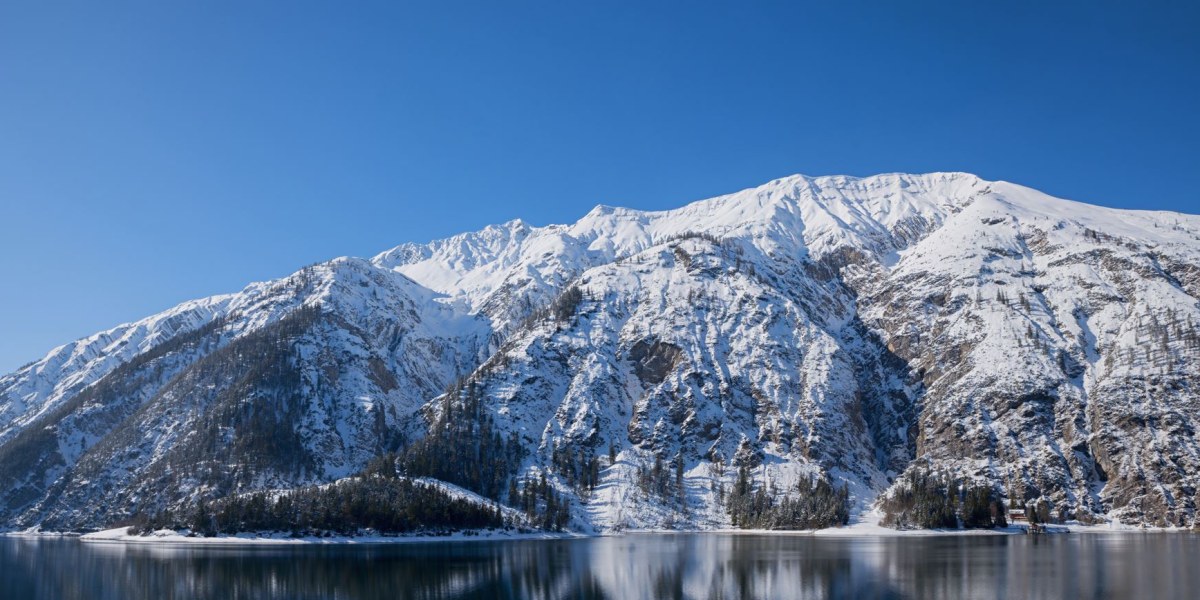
[3,173,1199,532]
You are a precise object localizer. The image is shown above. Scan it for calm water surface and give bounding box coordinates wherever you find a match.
[1,533,1198,599]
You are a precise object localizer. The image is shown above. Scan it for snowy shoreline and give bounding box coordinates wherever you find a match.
[67,527,585,546]
[4,520,1194,547]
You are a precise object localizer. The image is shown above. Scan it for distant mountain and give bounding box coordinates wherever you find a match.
[3,172,1198,533]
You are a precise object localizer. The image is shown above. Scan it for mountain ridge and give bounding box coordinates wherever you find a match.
[3,172,1198,532]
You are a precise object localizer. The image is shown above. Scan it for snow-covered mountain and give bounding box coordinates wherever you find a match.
[2,172,1198,531]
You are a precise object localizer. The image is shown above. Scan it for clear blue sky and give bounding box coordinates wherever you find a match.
[1,1,1197,373]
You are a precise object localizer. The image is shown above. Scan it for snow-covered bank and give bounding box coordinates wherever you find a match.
[614,508,1200,538]
[1,529,81,539]
[56,520,1198,547]
[76,526,583,546]
[12,506,1196,546]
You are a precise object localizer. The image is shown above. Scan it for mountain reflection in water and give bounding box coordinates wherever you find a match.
[2,532,1198,600]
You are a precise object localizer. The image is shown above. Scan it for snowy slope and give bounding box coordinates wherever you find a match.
[849,181,1200,525]
[371,173,982,337]
[0,258,486,529]
[2,172,1198,531]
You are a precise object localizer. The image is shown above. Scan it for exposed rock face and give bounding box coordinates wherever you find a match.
[2,172,1198,531]
[628,339,683,386]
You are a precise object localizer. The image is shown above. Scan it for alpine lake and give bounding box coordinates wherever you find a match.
[2,531,1198,600]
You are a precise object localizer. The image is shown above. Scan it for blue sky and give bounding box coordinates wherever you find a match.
[1,1,1197,373]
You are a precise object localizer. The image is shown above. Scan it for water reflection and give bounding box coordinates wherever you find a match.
[2,532,1198,599]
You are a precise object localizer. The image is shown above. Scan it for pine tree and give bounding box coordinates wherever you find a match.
[193,499,214,537]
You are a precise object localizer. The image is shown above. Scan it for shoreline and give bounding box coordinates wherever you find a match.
[64,527,585,546]
[3,521,1194,547]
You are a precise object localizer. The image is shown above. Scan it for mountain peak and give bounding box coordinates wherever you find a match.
[4,172,1199,532]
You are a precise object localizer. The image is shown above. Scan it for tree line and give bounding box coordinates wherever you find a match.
[508,472,572,531]
[880,469,1007,529]
[396,379,525,501]
[725,466,850,530]
[131,471,506,537]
